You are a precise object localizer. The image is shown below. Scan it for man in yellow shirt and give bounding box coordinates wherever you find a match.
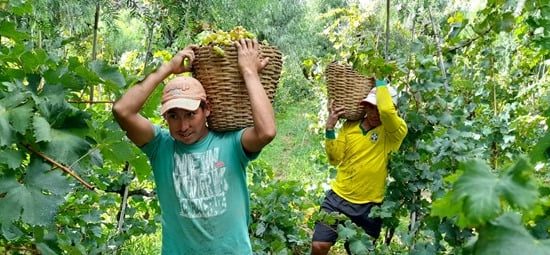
[311,80,408,255]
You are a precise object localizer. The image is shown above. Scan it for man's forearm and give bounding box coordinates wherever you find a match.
[243,71,276,139]
[113,64,172,118]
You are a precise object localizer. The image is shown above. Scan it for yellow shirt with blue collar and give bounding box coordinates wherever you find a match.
[325,84,407,204]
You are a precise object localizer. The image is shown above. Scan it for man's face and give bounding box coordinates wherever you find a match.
[164,105,210,144]
[364,103,381,127]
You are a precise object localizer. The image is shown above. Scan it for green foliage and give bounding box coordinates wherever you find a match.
[0,160,71,227]
[432,158,538,227]
[315,0,550,254]
[337,220,374,255]
[0,3,158,252]
[472,213,550,255]
[248,160,317,254]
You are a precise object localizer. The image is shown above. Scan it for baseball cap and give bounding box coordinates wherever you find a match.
[360,86,398,106]
[160,77,207,115]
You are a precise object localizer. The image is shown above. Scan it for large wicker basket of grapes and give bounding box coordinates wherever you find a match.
[325,62,374,120]
[192,27,283,132]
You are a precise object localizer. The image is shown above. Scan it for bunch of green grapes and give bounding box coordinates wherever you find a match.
[197,26,256,56]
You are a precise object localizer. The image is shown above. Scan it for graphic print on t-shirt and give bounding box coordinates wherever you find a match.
[172,147,228,218]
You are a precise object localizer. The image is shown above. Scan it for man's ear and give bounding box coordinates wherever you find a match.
[204,100,212,117]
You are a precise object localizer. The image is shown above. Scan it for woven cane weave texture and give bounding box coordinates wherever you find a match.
[193,45,283,131]
[326,62,374,120]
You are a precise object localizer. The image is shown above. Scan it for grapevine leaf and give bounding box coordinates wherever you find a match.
[0,148,23,169]
[1,88,29,108]
[255,222,266,236]
[36,243,60,255]
[0,176,21,224]
[89,60,126,88]
[72,58,102,85]
[43,128,90,165]
[40,100,89,131]
[0,20,29,42]
[1,223,23,241]
[25,159,72,196]
[102,141,133,165]
[431,191,462,218]
[453,160,500,226]
[474,213,550,255]
[348,239,369,255]
[530,132,550,163]
[20,50,48,73]
[497,157,538,209]
[9,0,33,16]
[497,12,515,32]
[337,221,357,240]
[0,159,71,227]
[0,104,12,146]
[10,102,33,134]
[33,115,52,142]
[130,153,152,181]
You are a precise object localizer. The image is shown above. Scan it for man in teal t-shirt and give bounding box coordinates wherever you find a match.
[112,39,276,254]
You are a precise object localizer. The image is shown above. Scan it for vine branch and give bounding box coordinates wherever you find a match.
[105,187,156,198]
[68,100,114,104]
[445,28,492,53]
[117,162,130,233]
[24,144,95,190]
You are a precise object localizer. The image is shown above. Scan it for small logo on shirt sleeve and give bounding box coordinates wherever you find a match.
[370,132,379,143]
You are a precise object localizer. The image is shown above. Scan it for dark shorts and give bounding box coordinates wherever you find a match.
[312,190,382,243]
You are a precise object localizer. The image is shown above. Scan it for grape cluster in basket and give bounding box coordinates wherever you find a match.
[197,26,256,56]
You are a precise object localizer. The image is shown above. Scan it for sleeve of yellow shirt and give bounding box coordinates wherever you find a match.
[376,86,408,151]
[325,124,347,166]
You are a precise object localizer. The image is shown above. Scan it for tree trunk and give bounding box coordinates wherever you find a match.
[91,2,100,105]
[117,163,131,233]
[144,24,155,71]
[385,0,390,60]
[428,7,449,92]
[385,226,396,245]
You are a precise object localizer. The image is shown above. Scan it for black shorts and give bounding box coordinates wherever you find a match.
[312,190,382,243]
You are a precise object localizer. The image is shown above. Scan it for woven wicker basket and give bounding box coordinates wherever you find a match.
[325,62,374,120]
[192,45,283,131]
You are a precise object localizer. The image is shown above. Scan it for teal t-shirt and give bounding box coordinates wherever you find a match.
[141,125,257,254]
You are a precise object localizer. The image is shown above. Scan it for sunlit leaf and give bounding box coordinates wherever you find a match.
[0,20,29,42]
[431,192,462,218]
[20,50,49,73]
[497,157,538,209]
[530,132,550,163]
[453,160,500,226]
[9,0,33,16]
[89,60,126,88]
